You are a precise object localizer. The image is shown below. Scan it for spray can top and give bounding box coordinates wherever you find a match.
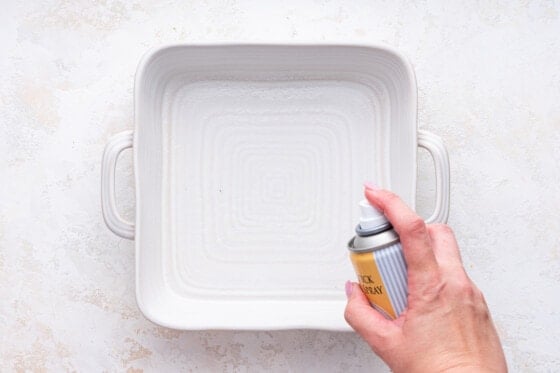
[355,200,392,236]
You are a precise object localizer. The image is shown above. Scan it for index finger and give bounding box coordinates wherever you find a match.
[364,188,439,277]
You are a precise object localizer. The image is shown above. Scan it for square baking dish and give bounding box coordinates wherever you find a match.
[101,44,450,330]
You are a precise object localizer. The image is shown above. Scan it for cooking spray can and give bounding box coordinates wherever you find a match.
[348,200,408,319]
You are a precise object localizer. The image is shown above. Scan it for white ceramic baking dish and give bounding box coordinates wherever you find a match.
[101,44,450,331]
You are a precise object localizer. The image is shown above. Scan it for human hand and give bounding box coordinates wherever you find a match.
[344,186,507,373]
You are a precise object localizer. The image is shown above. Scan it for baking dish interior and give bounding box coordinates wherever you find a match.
[134,45,416,330]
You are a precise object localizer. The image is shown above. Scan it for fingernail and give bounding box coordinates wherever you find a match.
[345,281,353,298]
[363,181,379,191]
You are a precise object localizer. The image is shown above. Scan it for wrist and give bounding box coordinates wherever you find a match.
[392,357,506,373]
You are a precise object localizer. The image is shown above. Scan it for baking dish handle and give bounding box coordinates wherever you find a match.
[101,130,135,239]
[418,130,450,224]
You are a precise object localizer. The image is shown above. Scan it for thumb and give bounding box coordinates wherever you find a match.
[344,281,400,349]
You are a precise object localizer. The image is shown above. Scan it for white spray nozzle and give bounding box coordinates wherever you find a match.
[358,199,388,230]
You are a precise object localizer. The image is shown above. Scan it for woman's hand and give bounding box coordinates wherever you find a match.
[344,186,507,373]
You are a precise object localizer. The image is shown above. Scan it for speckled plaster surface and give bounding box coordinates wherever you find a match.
[1,1,559,372]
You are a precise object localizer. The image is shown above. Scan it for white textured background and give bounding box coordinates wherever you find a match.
[1,1,559,372]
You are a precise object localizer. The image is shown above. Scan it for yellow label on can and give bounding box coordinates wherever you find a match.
[349,251,396,319]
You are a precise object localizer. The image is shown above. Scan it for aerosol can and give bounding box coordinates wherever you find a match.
[348,200,408,319]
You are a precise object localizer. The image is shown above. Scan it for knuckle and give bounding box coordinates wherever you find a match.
[406,217,427,236]
[343,305,356,325]
[475,293,491,317]
[367,329,394,349]
[472,285,486,302]
[456,278,476,298]
[410,272,445,301]
[383,190,400,205]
